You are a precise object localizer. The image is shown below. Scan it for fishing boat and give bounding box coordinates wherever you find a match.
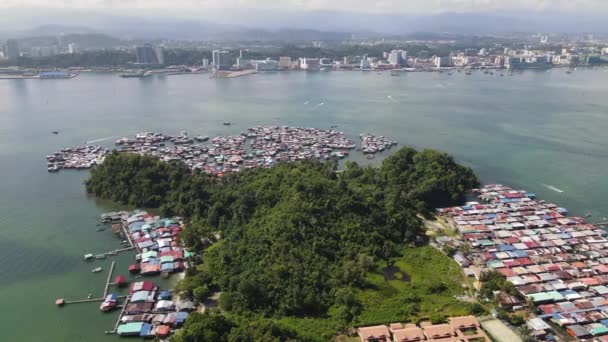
[92,267,103,273]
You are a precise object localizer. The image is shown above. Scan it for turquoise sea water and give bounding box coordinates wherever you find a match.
[0,69,606,340]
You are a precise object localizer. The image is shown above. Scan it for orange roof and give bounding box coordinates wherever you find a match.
[358,325,391,341]
[448,315,480,329]
[393,327,425,342]
[423,324,454,339]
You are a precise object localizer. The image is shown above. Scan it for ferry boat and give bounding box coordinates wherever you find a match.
[120,72,149,78]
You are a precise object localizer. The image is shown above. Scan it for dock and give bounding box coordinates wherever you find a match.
[122,223,139,253]
[60,295,127,306]
[103,261,116,297]
[113,295,131,332]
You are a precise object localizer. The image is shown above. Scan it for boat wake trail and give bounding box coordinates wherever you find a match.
[86,136,119,144]
[386,95,399,103]
[542,184,564,193]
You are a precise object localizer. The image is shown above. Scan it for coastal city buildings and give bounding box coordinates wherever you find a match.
[212,50,231,70]
[299,58,321,71]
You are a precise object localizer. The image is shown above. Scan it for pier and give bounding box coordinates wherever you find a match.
[58,295,127,306]
[103,261,116,297]
[113,295,131,332]
[122,223,139,252]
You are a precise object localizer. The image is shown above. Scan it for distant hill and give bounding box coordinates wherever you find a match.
[0,8,606,42]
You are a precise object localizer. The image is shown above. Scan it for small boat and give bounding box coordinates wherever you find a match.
[52,131,59,135]
[366,154,374,160]
[92,267,103,273]
[84,253,94,261]
[223,122,231,126]
[194,136,209,142]
[95,254,107,259]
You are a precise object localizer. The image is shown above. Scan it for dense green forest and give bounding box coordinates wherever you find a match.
[86,147,478,340]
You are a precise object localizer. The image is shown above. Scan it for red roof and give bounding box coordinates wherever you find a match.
[114,275,127,284]
[516,258,534,266]
[128,264,141,271]
[156,325,170,337]
[498,268,517,277]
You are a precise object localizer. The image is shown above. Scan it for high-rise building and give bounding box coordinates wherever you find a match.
[4,39,20,60]
[435,56,451,68]
[135,44,163,65]
[202,58,210,68]
[212,50,232,70]
[388,50,407,67]
[68,43,78,54]
[154,46,164,65]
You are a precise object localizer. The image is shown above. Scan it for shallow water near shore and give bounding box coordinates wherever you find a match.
[0,68,606,340]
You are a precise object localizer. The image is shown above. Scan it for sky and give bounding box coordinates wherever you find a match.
[2,0,608,16]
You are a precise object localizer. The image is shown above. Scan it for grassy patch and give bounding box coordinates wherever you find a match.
[354,245,471,325]
[270,246,475,341]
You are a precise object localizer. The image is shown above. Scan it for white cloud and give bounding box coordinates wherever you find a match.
[2,0,607,14]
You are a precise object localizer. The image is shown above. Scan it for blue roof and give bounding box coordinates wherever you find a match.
[140,323,154,336]
[512,250,528,257]
[601,319,608,327]
[498,244,515,252]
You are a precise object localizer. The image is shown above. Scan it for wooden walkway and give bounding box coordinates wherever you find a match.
[121,223,139,253]
[113,295,131,331]
[103,261,116,297]
[63,295,127,305]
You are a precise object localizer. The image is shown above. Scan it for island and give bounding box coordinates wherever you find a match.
[85,145,480,341]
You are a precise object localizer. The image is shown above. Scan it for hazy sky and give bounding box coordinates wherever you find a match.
[2,0,607,15]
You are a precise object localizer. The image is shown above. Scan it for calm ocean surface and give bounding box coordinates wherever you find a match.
[0,69,606,340]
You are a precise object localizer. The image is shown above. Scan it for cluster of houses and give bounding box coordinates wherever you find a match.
[125,212,194,276]
[437,184,608,340]
[357,316,490,342]
[116,280,193,338]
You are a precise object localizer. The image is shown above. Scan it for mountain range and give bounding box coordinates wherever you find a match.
[0,8,605,41]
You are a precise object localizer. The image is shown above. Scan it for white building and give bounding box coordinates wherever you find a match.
[388,50,406,66]
[435,56,451,68]
[68,43,78,54]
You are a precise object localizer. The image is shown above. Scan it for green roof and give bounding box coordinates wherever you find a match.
[592,326,608,336]
[184,251,194,258]
[161,256,174,263]
[528,291,564,303]
[117,322,144,334]
[141,251,158,259]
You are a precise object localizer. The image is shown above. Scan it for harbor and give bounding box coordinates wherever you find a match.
[435,184,608,341]
[46,126,398,175]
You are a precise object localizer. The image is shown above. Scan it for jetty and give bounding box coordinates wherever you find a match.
[57,295,127,306]
[103,261,116,297]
